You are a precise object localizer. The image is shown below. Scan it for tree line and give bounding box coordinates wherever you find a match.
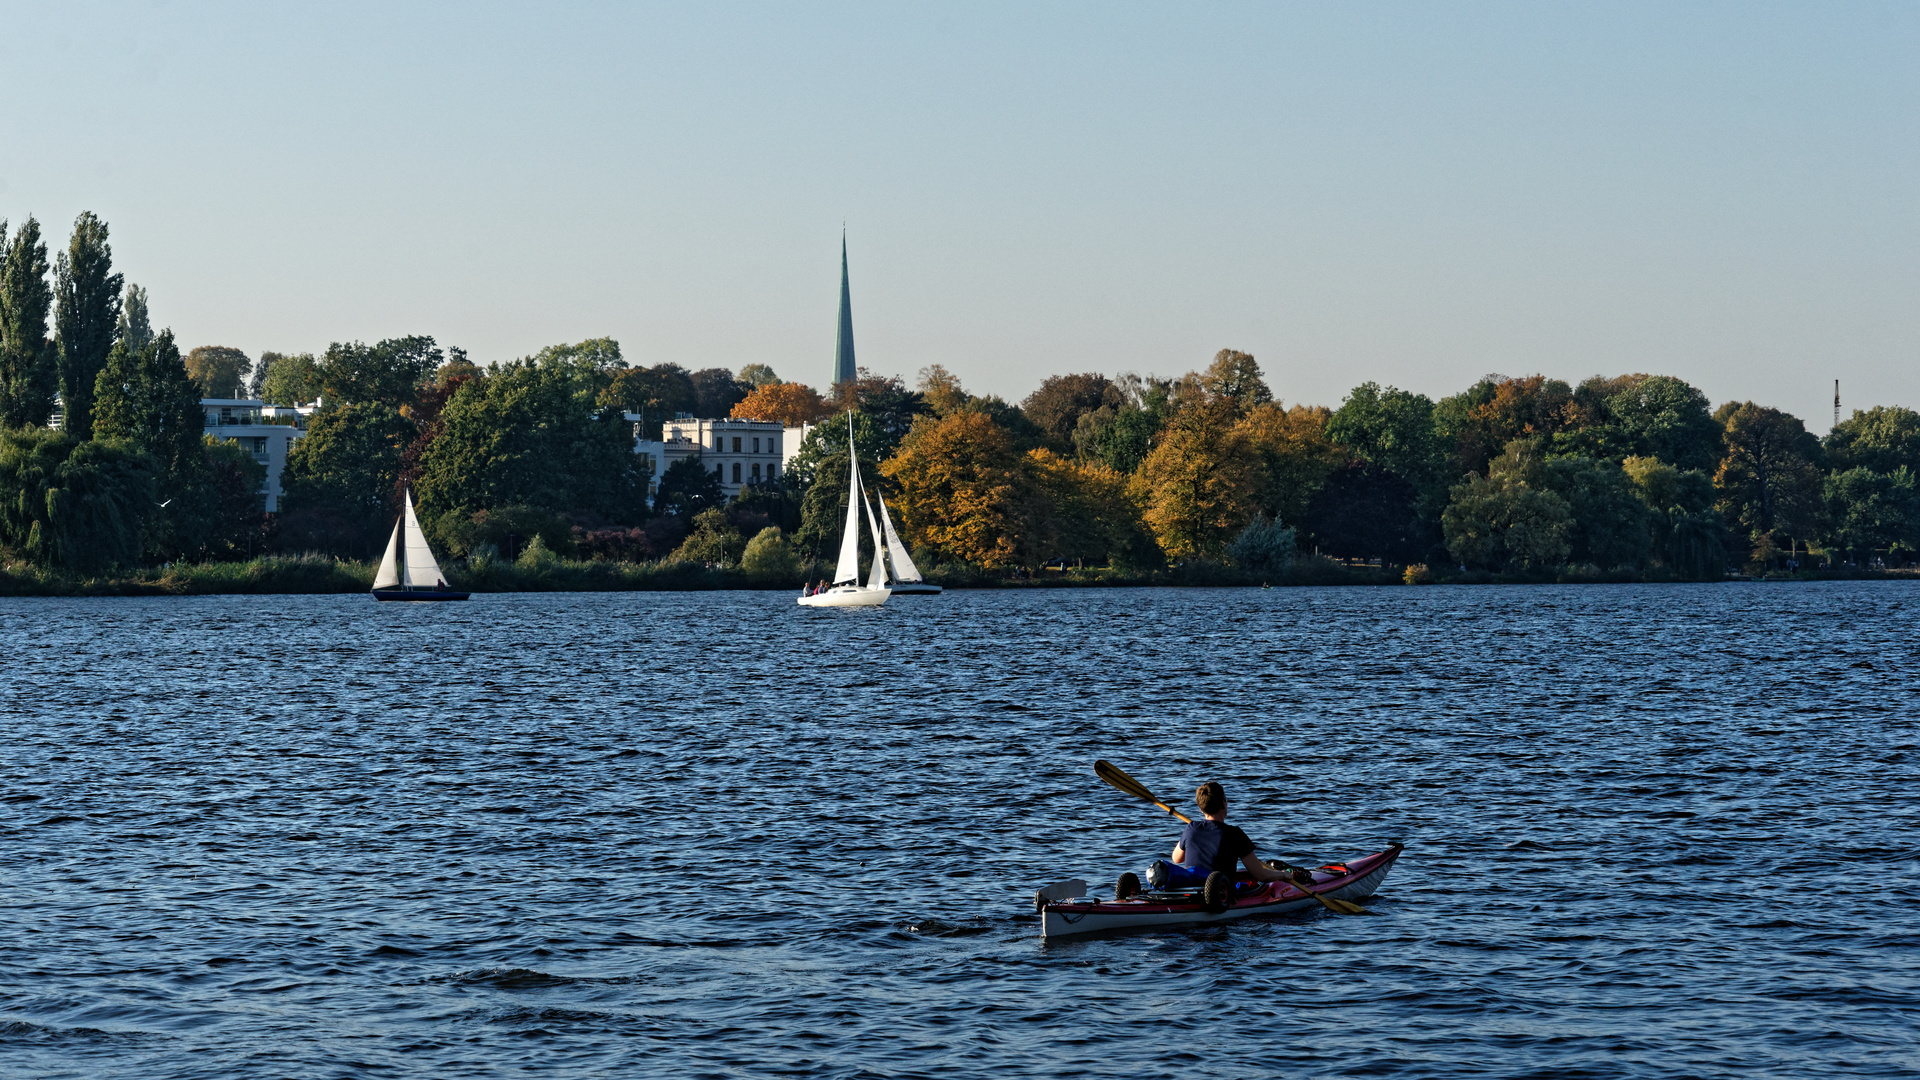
[3,211,1915,580]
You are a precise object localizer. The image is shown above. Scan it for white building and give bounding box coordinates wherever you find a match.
[640,416,787,500]
[201,398,314,512]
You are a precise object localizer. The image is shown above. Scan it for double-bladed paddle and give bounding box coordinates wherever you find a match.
[1091,758,1367,916]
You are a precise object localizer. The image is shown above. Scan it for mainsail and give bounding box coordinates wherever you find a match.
[874,490,923,584]
[401,491,447,589]
[831,419,863,585]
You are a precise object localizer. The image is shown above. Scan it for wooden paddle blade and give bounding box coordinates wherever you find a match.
[1093,759,1153,801]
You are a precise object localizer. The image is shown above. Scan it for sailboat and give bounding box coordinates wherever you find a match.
[371,489,470,601]
[798,417,890,608]
[873,489,941,595]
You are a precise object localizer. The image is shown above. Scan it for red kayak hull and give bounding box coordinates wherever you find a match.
[1040,844,1404,938]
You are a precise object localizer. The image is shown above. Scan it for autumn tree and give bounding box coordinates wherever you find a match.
[184,346,253,399]
[1021,373,1120,449]
[1022,448,1149,567]
[1435,375,1576,477]
[730,381,831,426]
[881,411,1028,567]
[1129,400,1263,561]
[1197,349,1272,413]
[53,212,123,437]
[0,217,57,429]
[1235,402,1343,529]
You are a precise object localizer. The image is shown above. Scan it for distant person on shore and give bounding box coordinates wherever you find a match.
[1149,781,1302,889]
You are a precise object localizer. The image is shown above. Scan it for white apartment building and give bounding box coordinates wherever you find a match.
[649,417,787,500]
[201,398,315,512]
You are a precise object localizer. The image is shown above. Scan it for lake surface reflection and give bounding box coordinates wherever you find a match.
[2,583,1916,1079]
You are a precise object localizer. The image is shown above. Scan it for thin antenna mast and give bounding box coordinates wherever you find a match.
[1834,380,1841,429]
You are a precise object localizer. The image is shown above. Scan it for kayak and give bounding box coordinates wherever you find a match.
[1035,843,1404,938]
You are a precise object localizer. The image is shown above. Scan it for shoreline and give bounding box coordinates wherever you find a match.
[0,555,1910,597]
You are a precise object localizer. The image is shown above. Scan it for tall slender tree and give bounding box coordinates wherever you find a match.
[117,283,153,350]
[0,218,58,428]
[93,329,203,479]
[54,212,124,437]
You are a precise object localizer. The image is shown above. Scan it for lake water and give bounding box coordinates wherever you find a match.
[2,583,1916,1079]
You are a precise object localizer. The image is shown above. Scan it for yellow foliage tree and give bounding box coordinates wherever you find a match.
[880,412,1026,566]
[1129,401,1264,561]
[730,381,831,426]
[1235,402,1343,527]
[1024,449,1145,566]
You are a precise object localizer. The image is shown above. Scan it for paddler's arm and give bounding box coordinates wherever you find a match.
[1240,853,1291,882]
[1170,841,1186,864]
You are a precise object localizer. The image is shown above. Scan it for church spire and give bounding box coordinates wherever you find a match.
[833,231,856,386]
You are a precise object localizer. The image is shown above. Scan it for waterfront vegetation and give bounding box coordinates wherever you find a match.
[4,209,1920,593]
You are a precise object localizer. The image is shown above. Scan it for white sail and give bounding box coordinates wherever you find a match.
[862,494,889,589]
[400,490,447,589]
[874,490,922,583]
[832,424,863,585]
[373,520,403,590]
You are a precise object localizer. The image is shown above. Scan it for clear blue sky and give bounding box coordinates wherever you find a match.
[5,2,1915,428]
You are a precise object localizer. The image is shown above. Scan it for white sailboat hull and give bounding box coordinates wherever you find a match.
[797,586,891,608]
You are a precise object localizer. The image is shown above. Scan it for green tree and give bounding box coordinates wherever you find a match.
[1326,382,1444,493]
[691,367,748,419]
[738,363,780,388]
[53,212,123,438]
[318,336,442,406]
[1441,440,1574,571]
[598,363,697,438]
[0,217,58,429]
[1229,514,1295,574]
[281,402,412,521]
[92,330,204,480]
[0,429,157,572]
[256,352,323,405]
[1823,467,1920,563]
[1826,406,1920,475]
[1542,454,1651,569]
[189,436,270,560]
[654,456,726,518]
[414,353,647,530]
[830,369,926,453]
[741,525,802,578]
[1300,460,1422,563]
[184,346,253,399]
[1607,375,1720,472]
[1622,456,1727,579]
[1714,401,1824,544]
[672,507,745,565]
[116,283,153,351]
[784,411,890,490]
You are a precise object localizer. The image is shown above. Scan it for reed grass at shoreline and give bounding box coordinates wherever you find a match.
[0,554,1907,597]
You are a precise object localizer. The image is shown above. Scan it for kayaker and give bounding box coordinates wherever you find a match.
[1150,781,1299,889]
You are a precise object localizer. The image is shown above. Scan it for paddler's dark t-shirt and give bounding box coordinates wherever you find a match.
[1178,820,1254,873]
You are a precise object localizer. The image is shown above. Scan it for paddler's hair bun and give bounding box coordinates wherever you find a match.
[1196,781,1226,816]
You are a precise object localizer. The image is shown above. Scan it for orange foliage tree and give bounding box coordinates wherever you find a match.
[730,382,831,426]
[880,412,1027,566]
[1235,402,1343,528]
